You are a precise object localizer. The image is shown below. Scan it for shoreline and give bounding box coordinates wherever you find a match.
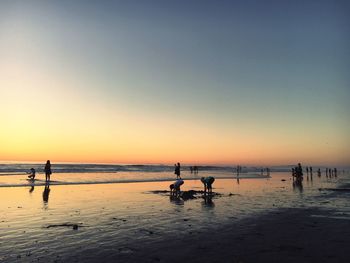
[0,175,271,188]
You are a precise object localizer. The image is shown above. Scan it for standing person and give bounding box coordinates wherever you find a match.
[174,162,181,179]
[44,160,52,182]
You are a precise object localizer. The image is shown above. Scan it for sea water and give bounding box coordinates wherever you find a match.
[0,162,276,187]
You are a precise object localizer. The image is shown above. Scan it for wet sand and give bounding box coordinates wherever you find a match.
[0,173,349,262]
[106,207,350,263]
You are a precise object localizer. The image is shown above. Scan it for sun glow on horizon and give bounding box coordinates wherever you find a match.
[1,1,349,167]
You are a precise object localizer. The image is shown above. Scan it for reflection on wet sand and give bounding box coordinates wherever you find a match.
[43,183,51,207]
[293,180,303,193]
[202,194,215,208]
[169,195,184,205]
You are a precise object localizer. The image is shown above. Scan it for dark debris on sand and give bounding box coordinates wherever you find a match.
[148,190,222,201]
[45,223,84,230]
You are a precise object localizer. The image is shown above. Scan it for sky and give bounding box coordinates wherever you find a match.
[0,0,349,166]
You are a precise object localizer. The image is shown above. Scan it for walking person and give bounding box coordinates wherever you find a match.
[44,160,52,182]
[174,162,181,179]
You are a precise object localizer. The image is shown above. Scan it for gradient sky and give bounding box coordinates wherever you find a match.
[0,0,349,166]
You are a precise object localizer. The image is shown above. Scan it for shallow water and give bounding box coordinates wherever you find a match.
[0,170,266,187]
[0,172,349,262]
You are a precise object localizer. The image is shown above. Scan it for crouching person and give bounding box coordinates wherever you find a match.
[170,179,184,197]
[201,176,215,194]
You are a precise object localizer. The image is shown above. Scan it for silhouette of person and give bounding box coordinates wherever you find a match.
[171,178,184,197]
[43,183,50,203]
[44,160,52,182]
[174,162,181,179]
[27,168,36,180]
[195,166,198,174]
[201,176,215,194]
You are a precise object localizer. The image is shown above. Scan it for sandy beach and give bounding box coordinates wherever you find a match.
[0,172,349,262]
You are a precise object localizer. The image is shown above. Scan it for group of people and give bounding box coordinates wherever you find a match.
[170,162,215,197]
[190,166,199,174]
[292,163,339,182]
[292,163,304,182]
[26,160,52,182]
[260,167,270,176]
[325,168,338,178]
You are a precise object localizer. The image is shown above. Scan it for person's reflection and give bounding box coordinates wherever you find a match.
[202,194,215,208]
[43,183,51,206]
[169,195,184,205]
[29,185,35,194]
[293,180,303,193]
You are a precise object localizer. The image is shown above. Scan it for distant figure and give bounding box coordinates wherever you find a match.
[44,160,52,182]
[334,168,337,178]
[317,168,321,177]
[297,163,303,177]
[174,162,181,179]
[190,166,193,174]
[194,166,198,174]
[43,183,50,203]
[293,163,303,182]
[201,176,215,194]
[310,166,313,174]
[171,179,184,196]
[306,167,309,174]
[266,167,270,176]
[27,168,36,180]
